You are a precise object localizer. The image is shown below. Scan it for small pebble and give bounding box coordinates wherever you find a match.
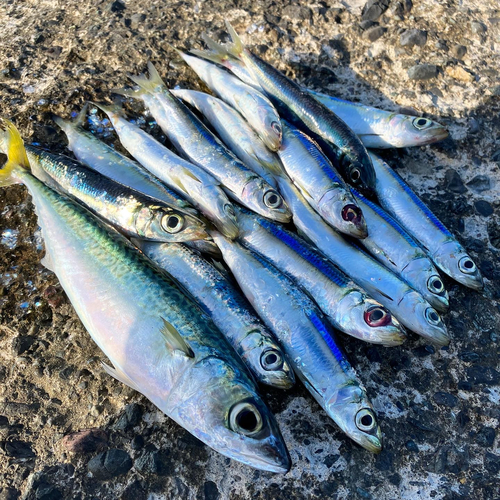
[361,0,390,22]
[433,392,458,407]
[471,21,486,35]
[467,175,490,192]
[400,29,427,47]
[88,449,132,480]
[474,200,493,217]
[363,26,387,42]
[405,440,419,452]
[445,65,474,83]
[451,44,467,59]
[407,64,438,80]
[444,169,467,194]
[60,428,108,454]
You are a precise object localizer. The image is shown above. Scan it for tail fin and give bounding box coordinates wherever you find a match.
[0,118,30,187]
[52,103,89,134]
[189,34,234,65]
[89,101,125,122]
[111,86,148,99]
[127,61,166,94]
[224,20,245,59]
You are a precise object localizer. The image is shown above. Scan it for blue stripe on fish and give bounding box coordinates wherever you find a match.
[255,217,351,287]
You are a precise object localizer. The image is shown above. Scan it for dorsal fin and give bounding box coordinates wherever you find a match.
[160,317,194,358]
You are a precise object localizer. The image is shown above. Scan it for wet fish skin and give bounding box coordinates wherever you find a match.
[351,188,449,313]
[93,102,240,240]
[122,63,291,223]
[277,178,450,346]
[212,231,383,453]
[236,208,406,346]
[135,240,295,389]
[53,111,198,215]
[171,89,283,188]
[216,22,376,195]
[175,50,282,151]
[370,153,483,291]
[24,145,207,243]
[0,118,291,473]
[279,122,367,239]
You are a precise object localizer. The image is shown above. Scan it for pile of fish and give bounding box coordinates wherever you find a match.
[0,22,483,473]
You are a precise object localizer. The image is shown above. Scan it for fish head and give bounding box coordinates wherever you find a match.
[171,356,290,473]
[335,292,406,346]
[201,185,239,239]
[399,291,450,346]
[239,330,295,389]
[258,110,282,151]
[432,240,483,291]
[242,179,292,223]
[388,115,449,147]
[403,259,449,313]
[326,383,382,453]
[342,155,376,196]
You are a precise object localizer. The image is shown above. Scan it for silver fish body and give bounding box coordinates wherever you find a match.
[236,209,406,346]
[94,103,240,239]
[176,51,282,151]
[351,188,449,312]
[278,178,450,346]
[135,240,295,388]
[279,122,367,239]
[171,89,283,187]
[309,91,449,149]
[370,153,483,290]
[124,63,291,223]
[24,145,207,243]
[212,232,383,453]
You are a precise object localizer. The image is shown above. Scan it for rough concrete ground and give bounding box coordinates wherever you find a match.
[0,0,499,499]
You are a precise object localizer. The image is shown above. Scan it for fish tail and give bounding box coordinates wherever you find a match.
[127,61,166,94]
[188,34,231,65]
[0,118,30,187]
[53,103,90,134]
[224,20,245,59]
[89,101,125,121]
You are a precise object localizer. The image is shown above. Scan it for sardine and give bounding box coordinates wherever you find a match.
[279,122,367,239]
[174,50,282,151]
[211,232,383,453]
[92,102,240,240]
[351,188,449,312]
[370,153,483,290]
[119,63,291,223]
[135,240,295,389]
[21,144,207,243]
[0,118,291,473]
[171,89,283,187]
[206,22,376,194]
[277,178,450,346]
[236,208,406,346]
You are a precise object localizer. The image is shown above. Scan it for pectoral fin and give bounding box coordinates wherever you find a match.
[160,317,195,358]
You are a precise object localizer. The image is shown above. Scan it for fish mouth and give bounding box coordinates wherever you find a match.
[354,431,383,453]
[262,369,296,390]
[239,439,291,473]
[424,126,449,144]
[341,204,368,238]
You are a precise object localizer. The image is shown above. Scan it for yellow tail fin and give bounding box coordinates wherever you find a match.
[0,118,30,187]
[127,61,166,94]
[224,20,244,59]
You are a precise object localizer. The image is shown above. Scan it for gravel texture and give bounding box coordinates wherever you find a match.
[0,1,499,499]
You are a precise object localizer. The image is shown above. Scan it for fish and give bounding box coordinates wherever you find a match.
[351,188,449,312]
[11,141,207,243]
[308,90,449,149]
[205,22,376,194]
[92,102,240,240]
[277,178,450,346]
[134,240,295,389]
[117,62,291,223]
[173,49,282,151]
[171,89,284,187]
[236,208,406,346]
[0,118,291,473]
[278,122,368,239]
[211,231,383,453]
[53,107,198,215]
[370,153,483,290]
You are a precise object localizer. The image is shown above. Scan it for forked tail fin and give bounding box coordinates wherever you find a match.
[0,118,30,187]
[127,61,167,94]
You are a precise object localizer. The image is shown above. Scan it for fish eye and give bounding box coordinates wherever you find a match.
[263,190,283,209]
[224,203,236,218]
[458,256,477,274]
[270,121,282,136]
[364,306,391,327]
[427,276,444,294]
[350,168,361,183]
[342,204,362,223]
[425,307,441,325]
[260,349,284,371]
[161,214,184,233]
[413,117,433,130]
[355,409,377,432]
[229,402,263,436]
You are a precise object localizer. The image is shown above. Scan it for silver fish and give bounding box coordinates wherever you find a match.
[93,102,240,240]
[370,153,483,290]
[236,208,406,346]
[120,62,291,223]
[211,231,383,453]
[278,122,368,239]
[277,178,450,346]
[0,118,291,473]
[171,89,283,187]
[135,240,295,389]
[351,188,449,312]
